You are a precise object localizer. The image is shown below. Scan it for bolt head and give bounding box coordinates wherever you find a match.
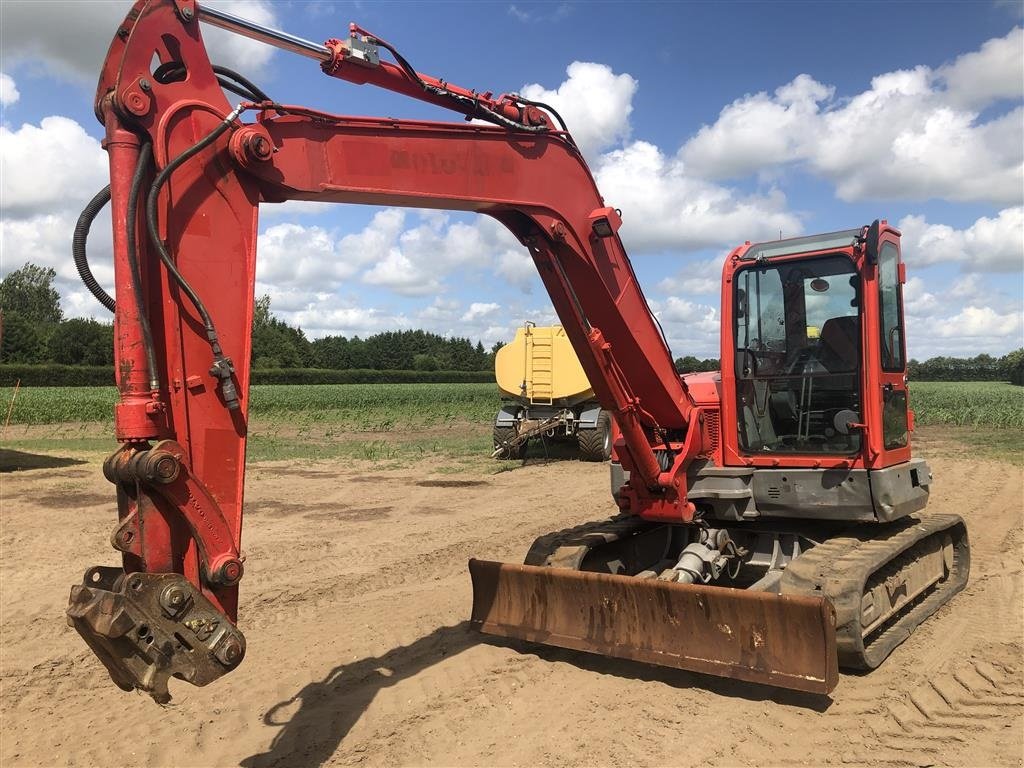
[223,640,241,663]
[162,585,188,607]
[245,134,273,161]
[154,455,177,480]
[124,91,149,116]
[216,558,244,586]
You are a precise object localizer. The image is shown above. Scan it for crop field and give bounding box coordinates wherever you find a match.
[2,380,1021,430]
[909,380,1024,429]
[0,383,499,429]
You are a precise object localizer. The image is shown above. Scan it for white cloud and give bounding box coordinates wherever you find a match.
[682,74,834,180]
[461,302,500,322]
[902,276,940,320]
[201,1,279,77]
[259,200,336,217]
[257,223,361,287]
[507,3,572,25]
[0,114,113,318]
[658,257,724,295]
[495,248,536,290]
[520,62,637,159]
[418,297,460,323]
[897,207,1024,271]
[679,28,1024,205]
[902,274,1022,357]
[287,302,413,339]
[0,73,20,106]
[0,210,115,318]
[596,141,802,252]
[0,0,279,84]
[940,26,1024,109]
[931,305,1023,340]
[0,117,108,217]
[362,214,490,296]
[645,296,720,358]
[254,208,537,304]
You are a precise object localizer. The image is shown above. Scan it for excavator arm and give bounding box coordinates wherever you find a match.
[67,0,838,703]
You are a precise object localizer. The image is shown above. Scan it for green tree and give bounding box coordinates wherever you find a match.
[48,319,114,365]
[1001,348,1024,386]
[0,314,49,363]
[250,295,311,368]
[0,263,63,324]
[412,353,438,371]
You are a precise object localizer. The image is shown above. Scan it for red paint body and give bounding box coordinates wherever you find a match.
[92,0,911,623]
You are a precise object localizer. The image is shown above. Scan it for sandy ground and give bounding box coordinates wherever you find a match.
[1,428,1021,768]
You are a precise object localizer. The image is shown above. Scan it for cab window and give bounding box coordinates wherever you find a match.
[878,243,905,371]
[734,255,862,454]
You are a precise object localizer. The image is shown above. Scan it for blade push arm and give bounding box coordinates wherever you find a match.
[70,0,707,701]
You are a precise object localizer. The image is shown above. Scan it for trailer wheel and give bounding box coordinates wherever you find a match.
[493,425,526,460]
[578,411,612,462]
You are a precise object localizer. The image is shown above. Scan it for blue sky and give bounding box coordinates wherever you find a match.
[1,0,1021,359]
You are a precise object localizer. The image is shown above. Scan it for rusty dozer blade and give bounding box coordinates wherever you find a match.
[470,559,838,694]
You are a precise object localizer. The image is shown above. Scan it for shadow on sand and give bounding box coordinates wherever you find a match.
[242,620,831,767]
[0,448,87,473]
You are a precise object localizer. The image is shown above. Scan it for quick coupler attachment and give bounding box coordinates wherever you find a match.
[67,567,245,704]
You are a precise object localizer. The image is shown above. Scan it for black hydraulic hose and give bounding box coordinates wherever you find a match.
[72,148,161,390]
[512,94,570,133]
[152,62,271,104]
[72,185,116,313]
[212,65,271,102]
[145,104,246,410]
[368,34,549,133]
[127,142,160,391]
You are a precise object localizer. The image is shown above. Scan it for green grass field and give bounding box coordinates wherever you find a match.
[2,380,1020,429]
[0,383,500,429]
[909,381,1024,429]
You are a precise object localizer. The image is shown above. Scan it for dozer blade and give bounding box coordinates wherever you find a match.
[469,559,839,694]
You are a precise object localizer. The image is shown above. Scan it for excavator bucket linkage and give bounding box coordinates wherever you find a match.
[469,559,839,695]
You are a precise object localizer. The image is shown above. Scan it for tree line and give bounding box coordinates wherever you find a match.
[2,263,1021,384]
[908,352,1024,384]
[250,295,498,371]
[0,264,497,371]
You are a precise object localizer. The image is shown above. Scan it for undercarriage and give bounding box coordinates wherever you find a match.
[471,510,969,692]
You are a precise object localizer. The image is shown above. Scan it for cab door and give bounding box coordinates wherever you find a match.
[872,233,912,466]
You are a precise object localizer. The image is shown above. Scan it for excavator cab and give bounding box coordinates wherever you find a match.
[721,223,912,472]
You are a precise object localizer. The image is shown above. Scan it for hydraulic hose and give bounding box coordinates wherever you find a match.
[145,103,247,410]
[365,32,549,133]
[212,65,271,102]
[127,142,160,391]
[152,62,272,104]
[72,185,116,313]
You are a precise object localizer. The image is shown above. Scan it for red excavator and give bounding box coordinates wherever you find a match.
[67,0,969,703]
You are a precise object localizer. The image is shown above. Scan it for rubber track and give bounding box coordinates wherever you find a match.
[781,513,969,670]
[523,514,656,569]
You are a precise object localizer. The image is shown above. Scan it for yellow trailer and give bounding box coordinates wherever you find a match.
[493,324,612,461]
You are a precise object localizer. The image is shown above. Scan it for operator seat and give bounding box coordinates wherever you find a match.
[818,316,859,373]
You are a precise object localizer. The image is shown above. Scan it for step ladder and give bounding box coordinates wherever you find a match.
[527,329,554,404]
